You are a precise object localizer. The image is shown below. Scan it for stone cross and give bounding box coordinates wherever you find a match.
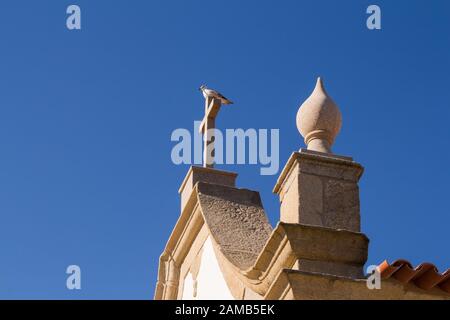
[199,97,222,168]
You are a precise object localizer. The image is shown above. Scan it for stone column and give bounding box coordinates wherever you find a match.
[274,149,363,232]
[273,78,368,279]
[274,77,364,232]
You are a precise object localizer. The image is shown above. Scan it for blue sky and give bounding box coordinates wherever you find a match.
[0,0,449,299]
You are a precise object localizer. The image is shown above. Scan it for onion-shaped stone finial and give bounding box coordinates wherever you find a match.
[296,77,342,153]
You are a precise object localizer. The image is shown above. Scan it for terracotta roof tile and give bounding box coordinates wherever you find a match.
[378,259,450,294]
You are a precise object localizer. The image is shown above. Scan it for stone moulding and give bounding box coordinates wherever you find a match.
[265,269,450,300]
[155,180,369,300]
[273,150,363,195]
[273,149,365,232]
[155,173,449,300]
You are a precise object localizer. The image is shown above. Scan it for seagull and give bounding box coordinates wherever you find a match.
[199,85,234,105]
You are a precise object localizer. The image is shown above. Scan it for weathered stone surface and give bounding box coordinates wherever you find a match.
[275,150,363,232]
[266,270,450,300]
[282,223,368,264]
[295,259,363,279]
[197,182,272,270]
[323,179,360,231]
[298,174,323,226]
[281,223,368,278]
[179,166,237,210]
[299,158,362,182]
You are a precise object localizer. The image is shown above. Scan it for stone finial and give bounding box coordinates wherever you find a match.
[296,78,342,154]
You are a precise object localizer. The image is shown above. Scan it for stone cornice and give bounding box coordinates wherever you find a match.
[155,178,369,299]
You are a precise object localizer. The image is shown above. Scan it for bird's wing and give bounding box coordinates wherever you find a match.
[205,88,233,104]
[215,91,228,100]
[211,89,232,103]
[204,88,218,97]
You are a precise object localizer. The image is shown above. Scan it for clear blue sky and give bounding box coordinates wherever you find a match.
[0,0,449,299]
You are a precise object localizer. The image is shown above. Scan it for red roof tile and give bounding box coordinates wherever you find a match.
[378,259,450,294]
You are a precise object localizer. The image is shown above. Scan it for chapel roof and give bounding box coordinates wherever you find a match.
[378,259,450,294]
